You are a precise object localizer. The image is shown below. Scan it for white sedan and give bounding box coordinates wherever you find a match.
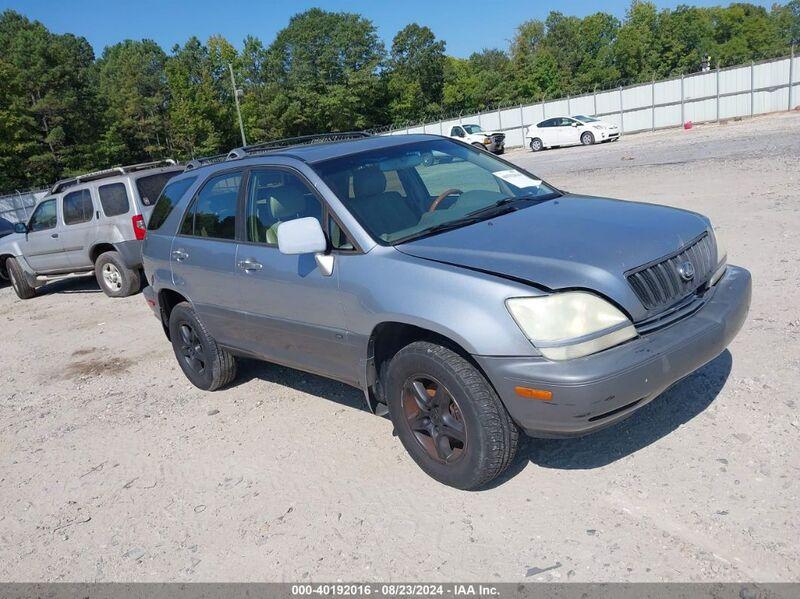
[523,115,620,151]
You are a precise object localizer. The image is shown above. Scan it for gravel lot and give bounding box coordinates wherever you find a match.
[1,113,798,583]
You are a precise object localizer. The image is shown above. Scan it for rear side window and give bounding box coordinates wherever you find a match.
[181,172,241,240]
[63,189,94,225]
[136,171,179,207]
[98,183,130,217]
[147,177,197,231]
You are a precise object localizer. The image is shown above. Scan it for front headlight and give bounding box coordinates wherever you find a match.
[483,137,491,144]
[710,226,728,286]
[506,292,637,361]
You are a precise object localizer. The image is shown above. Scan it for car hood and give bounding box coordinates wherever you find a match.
[396,195,710,321]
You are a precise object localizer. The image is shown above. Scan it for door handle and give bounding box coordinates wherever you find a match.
[51,233,59,238]
[172,249,189,262]
[238,258,263,271]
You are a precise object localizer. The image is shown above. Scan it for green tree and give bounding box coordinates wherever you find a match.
[386,23,446,122]
[263,8,386,136]
[0,10,101,188]
[96,39,169,164]
[615,1,660,82]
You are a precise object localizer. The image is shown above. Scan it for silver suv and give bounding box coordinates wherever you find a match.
[141,134,750,489]
[1,161,182,299]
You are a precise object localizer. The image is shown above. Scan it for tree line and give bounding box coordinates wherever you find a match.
[1,1,798,191]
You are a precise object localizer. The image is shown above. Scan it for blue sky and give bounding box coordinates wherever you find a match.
[0,0,777,58]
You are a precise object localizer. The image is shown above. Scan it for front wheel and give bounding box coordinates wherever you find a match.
[581,131,595,145]
[95,251,140,297]
[386,341,519,490]
[5,257,36,299]
[529,138,543,152]
[168,302,237,391]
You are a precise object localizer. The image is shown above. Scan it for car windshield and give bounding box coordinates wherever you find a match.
[462,124,483,134]
[313,139,560,245]
[574,115,599,123]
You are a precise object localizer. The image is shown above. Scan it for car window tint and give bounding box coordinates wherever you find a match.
[29,199,57,231]
[148,177,197,231]
[98,183,130,217]
[183,172,241,240]
[245,170,322,245]
[136,171,179,207]
[63,189,94,225]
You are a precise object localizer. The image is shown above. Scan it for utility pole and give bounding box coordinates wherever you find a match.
[229,63,247,147]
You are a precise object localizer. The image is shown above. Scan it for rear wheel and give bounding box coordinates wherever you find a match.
[95,251,140,297]
[168,302,237,391]
[530,138,543,152]
[385,341,519,490]
[581,131,595,145]
[5,257,36,299]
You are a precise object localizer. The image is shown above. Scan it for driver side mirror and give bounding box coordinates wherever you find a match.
[276,217,334,276]
[571,122,579,127]
[14,222,27,234]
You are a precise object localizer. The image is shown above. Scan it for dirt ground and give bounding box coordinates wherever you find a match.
[1,113,798,583]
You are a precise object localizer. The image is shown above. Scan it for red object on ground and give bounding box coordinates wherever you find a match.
[684,121,693,129]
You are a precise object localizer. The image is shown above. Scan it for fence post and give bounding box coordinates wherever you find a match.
[567,94,571,115]
[651,77,656,132]
[498,105,502,131]
[439,121,443,136]
[717,61,719,123]
[789,44,795,111]
[542,94,546,119]
[618,86,624,134]
[750,60,755,116]
[680,74,685,125]
[593,86,597,116]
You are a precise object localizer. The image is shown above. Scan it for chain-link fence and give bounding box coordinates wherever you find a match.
[0,189,49,224]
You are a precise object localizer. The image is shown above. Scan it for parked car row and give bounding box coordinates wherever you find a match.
[1,133,749,489]
[0,160,182,298]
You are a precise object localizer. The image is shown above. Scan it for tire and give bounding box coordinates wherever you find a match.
[581,131,595,145]
[5,256,36,300]
[529,138,543,152]
[168,302,237,391]
[94,251,140,298]
[385,341,519,490]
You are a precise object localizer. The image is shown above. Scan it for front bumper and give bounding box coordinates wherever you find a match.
[475,265,751,438]
[485,141,505,153]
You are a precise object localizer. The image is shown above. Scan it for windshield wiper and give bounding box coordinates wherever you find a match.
[464,194,542,219]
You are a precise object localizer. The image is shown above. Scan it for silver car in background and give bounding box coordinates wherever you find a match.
[0,160,182,299]
[141,134,750,489]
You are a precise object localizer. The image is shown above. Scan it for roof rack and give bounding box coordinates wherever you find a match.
[184,153,230,171]
[225,131,372,161]
[51,159,178,193]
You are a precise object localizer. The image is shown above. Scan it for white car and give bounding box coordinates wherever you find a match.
[524,115,620,151]
[449,124,505,154]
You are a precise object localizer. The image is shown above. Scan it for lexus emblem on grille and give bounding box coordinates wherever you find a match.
[678,261,695,281]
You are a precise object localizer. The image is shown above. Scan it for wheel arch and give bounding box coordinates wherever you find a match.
[157,287,191,340]
[364,320,491,414]
[88,242,117,264]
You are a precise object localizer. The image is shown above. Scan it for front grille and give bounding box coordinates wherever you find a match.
[491,133,505,143]
[627,233,716,311]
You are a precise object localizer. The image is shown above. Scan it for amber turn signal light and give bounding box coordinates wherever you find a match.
[514,386,553,401]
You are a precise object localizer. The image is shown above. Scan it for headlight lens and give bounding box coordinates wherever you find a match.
[506,292,637,361]
[710,226,728,286]
[483,137,491,144]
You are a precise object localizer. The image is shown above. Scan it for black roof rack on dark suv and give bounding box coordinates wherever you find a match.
[183,132,372,172]
[51,159,178,194]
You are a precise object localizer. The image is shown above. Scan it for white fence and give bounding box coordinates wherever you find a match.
[385,52,799,148]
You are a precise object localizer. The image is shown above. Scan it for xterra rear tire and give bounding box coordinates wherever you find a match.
[95,251,140,298]
[168,302,237,391]
[5,257,36,299]
[385,341,520,490]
